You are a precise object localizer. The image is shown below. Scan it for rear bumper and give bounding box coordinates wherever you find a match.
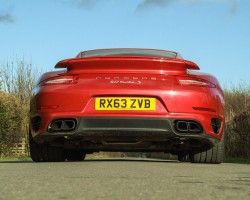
[32,117,220,153]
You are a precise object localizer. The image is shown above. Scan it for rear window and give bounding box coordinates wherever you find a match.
[78,49,177,59]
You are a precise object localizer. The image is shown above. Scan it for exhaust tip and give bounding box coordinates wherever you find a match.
[189,122,202,133]
[174,120,203,134]
[176,121,189,132]
[63,120,76,130]
[50,120,63,131]
[48,118,77,132]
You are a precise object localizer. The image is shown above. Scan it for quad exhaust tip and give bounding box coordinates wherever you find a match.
[48,119,76,132]
[175,120,203,133]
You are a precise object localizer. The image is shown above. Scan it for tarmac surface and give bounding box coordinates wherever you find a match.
[0,158,249,200]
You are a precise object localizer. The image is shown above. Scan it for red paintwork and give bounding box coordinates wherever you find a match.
[30,49,225,149]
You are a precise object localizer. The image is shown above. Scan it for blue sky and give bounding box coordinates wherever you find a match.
[0,0,249,86]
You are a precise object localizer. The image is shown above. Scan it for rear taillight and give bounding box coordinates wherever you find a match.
[41,75,78,85]
[177,76,216,88]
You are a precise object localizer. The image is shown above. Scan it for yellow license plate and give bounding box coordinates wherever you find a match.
[95,97,156,111]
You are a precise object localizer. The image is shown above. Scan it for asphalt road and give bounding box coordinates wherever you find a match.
[0,158,249,200]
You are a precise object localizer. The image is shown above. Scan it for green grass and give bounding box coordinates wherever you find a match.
[0,156,31,162]
[224,157,250,164]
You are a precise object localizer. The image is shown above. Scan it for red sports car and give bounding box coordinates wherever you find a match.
[29,48,225,163]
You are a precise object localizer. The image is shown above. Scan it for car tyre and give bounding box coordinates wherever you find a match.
[29,131,65,162]
[29,131,42,162]
[190,133,224,164]
[66,150,86,161]
[41,144,65,162]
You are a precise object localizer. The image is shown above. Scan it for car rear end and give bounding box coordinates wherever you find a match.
[29,49,225,163]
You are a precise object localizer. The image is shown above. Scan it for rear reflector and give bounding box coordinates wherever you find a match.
[193,107,216,112]
[38,105,59,110]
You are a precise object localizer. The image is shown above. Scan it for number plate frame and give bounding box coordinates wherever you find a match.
[95,97,156,111]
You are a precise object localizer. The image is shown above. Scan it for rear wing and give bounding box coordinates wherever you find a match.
[55,57,200,75]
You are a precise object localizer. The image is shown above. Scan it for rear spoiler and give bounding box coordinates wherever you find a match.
[55,57,199,75]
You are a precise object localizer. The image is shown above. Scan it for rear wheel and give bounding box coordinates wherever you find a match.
[29,131,65,162]
[29,131,42,162]
[40,144,65,162]
[190,133,224,164]
[65,150,86,161]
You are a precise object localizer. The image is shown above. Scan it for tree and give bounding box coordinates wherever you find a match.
[0,58,39,156]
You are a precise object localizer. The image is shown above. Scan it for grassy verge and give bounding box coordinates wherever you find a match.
[86,152,125,159]
[224,157,250,164]
[0,156,31,162]
[0,152,121,162]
